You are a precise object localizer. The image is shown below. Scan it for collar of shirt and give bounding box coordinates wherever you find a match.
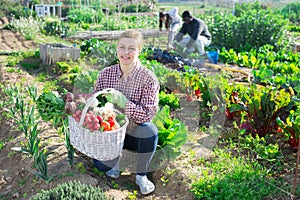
[117,62,141,81]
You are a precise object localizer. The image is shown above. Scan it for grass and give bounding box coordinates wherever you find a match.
[191,148,291,199]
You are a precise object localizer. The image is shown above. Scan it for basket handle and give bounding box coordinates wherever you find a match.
[78,89,112,126]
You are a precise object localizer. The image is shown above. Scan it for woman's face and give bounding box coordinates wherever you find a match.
[117,37,140,66]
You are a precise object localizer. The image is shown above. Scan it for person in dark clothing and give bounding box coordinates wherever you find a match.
[174,10,211,56]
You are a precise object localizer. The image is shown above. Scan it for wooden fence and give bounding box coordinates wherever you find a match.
[39,43,80,65]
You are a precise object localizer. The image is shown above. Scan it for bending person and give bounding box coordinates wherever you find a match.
[166,7,182,50]
[174,10,211,56]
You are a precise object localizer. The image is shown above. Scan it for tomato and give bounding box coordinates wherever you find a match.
[101,121,110,131]
[108,117,115,128]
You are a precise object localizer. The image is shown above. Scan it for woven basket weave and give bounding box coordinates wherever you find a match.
[69,90,129,161]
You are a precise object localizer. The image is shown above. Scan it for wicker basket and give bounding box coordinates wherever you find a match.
[69,90,129,161]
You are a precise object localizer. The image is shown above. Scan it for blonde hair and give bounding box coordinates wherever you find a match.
[118,29,144,50]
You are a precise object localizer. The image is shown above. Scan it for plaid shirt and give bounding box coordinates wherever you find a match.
[93,63,160,126]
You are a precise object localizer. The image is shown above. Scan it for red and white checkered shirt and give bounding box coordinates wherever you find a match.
[93,63,160,125]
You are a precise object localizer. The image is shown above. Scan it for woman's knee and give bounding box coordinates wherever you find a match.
[137,122,158,138]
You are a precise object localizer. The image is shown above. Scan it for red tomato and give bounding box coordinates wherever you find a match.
[108,117,115,128]
[101,121,111,131]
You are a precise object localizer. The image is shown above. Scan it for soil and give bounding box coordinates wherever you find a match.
[0,17,297,200]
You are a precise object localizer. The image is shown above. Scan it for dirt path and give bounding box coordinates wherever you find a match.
[0,17,37,52]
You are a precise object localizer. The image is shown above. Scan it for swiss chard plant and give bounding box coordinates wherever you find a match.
[152,105,187,163]
[240,85,293,137]
[276,102,300,149]
[73,70,99,94]
[159,91,180,110]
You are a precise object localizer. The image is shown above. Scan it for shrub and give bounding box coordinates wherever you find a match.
[120,4,151,13]
[67,8,104,24]
[31,181,108,200]
[206,3,289,51]
[43,17,69,36]
[277,2,300,25]
[0,0,23,19]
[9,15,44,40]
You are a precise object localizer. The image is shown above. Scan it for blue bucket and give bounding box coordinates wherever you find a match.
[206,50,219,64]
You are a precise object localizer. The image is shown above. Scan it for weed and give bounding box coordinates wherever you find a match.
[127,190,138,200]
[6,67,21,73]
[191,148,289,199]
[0,140,4,151]
[22,193,27,198]
[92,167,105,176]
[111,180,119,189]
[75,162,86,174]
[18,179,26,187]
[7,151,17,157]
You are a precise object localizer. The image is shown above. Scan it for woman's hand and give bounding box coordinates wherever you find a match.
[102,88,128,108]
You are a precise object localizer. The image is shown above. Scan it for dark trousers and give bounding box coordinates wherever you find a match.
[93,122,158,176]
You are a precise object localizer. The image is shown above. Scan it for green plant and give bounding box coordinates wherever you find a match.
[25,85,38,102]
[0,140,4,151]
[6,54,23,67]
[43,17,69,36]
[20,110,41,157]
[62,118,74,167]
[0,0,23,18]
[36,91,66,127]
[276,103,300,148]
[80,39,117,67]
[191,149,287,199]
[159,91,180,110]
[56,61,71,73]
[75,162,86,174]
[31,180,109,199]
[127,190,138,200]
[239,86,293,137]
[152,105,188,163]
[73,70,99,94]
[67,8,104,24]
[33,149,53,183]
[239,133,282,161]
[277,2,300,25]
[207,3,289,51]
[10,15,44,39]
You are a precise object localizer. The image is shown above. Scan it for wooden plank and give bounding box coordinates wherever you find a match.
[68,29,168,40]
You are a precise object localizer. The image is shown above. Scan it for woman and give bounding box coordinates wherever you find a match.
[93,29,160,195]
[159,8,181,50]
[166,7,182,50]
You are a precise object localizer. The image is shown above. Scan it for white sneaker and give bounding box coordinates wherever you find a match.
[135,175,155,195]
